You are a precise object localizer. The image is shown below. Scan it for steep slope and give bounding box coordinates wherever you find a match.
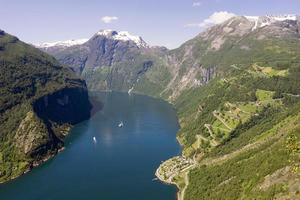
[0,30,92,183]
[157,15,300,100]
[155,15,300,200]
[173,58,300,200]
[172,15,300,152]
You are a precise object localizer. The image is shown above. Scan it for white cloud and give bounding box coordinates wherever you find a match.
[185,11,236,28]
[192,2,202,7]
[101,16,118,24]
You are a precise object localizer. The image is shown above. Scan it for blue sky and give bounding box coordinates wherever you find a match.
[0,0,299,49]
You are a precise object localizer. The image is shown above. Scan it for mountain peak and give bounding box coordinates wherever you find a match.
[96,29,117,36]
[95,29,148,48]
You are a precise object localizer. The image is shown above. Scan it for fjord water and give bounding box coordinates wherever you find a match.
[0,92,180,200]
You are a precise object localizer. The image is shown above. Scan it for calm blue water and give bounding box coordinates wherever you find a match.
[0,92,180,200]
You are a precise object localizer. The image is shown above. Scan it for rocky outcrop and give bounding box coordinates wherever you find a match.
[14,111,52,156]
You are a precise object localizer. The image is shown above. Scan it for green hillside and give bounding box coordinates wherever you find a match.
[0,30,91,183]
[154,17,300,200]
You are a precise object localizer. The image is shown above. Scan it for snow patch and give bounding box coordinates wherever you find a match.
[245,15,298,30]
[36,30,148,49]
[96,30,148,48]
[36,38,88,48]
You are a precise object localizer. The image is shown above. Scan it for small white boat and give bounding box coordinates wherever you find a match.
[128,87,134,95]
[118,121,124,128]
[93,137,97,143]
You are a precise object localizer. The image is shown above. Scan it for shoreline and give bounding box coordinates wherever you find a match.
[0,146,66,184]
[155,167,181,200]
[155,156,195,200]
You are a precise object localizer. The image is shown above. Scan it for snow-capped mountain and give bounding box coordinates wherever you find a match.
[95,30,148,48]
[36,38,88,48]
[37,29,155,78]
[245,14,298,30]
[36,30,148,49]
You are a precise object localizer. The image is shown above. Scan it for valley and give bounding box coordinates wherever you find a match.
[37,14,300,200]
[0,12,300,200]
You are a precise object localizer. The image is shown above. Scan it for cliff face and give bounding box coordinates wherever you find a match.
[14,111,53,157]
[0,30,92,183]
[13,87,91,165]
[33,87,91,125]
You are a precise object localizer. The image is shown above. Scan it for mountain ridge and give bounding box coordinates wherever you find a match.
[36,14,299,50]
[35,38,89,49]
[35,29,149,49]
